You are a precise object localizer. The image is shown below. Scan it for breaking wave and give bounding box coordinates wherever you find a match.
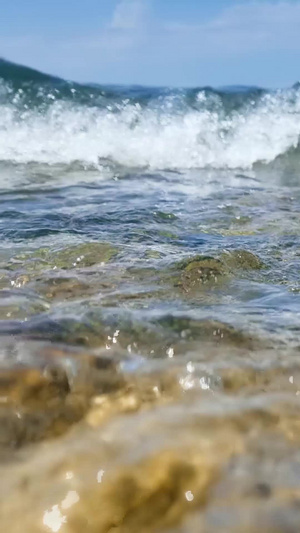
[1,58,300,170]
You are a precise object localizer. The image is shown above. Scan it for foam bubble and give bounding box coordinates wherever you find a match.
[0,87,300,171]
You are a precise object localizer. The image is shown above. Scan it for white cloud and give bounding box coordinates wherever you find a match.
[164,1,300,56]
[110,0,149,30]
[77,0,150,58]
[207,1,300,52]
[93,0,300,64]
[53,0,149,70]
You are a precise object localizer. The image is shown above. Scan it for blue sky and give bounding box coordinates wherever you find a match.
[1,0,300,87]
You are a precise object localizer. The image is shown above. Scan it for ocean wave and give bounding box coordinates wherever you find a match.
[1,59,300,171]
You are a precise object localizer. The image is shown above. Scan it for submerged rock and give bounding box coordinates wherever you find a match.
[173,256,228,293]
[51,243,118,270]
[23,312,262,358]
[169,250,264,294]
[9,242,119,274]
[2,393,300,533]
[0,339,125,450]
[221,249,264,270]
[220,364,300,395]
[35,276,92,301]
[156,317,258,351]
[0,290,50,320]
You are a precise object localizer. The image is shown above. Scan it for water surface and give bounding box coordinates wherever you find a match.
[1,59,300,532]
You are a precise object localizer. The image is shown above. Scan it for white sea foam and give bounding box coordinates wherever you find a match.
[0,88,300,170]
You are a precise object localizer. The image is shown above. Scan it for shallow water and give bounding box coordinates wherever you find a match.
[1,59,300,532]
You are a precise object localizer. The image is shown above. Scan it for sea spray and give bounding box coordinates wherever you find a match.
[1,59,300,170]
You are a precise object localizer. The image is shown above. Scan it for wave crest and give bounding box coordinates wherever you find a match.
[1,59,300,170]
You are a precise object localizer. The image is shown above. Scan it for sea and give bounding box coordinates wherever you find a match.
[1,58,300,532]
